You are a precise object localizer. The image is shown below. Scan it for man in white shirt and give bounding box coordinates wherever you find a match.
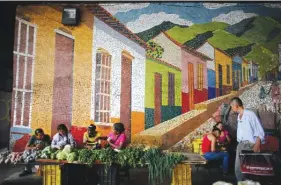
[230,97,265,182]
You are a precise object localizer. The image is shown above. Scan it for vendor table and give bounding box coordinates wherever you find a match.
[36,153,207,185]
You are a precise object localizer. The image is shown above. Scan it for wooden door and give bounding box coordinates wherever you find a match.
[52,33,74,135]
[154,73,162,125]
[218,64,223,96]
[188,63,194,110]
[120,55,132,142]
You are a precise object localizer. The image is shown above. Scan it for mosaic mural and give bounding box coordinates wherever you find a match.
[10,3,280,151]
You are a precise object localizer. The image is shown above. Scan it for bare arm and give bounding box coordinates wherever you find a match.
[210,136,217,152]
[108,141,125,150]
[226,135,231,144]
[25,136,37,150]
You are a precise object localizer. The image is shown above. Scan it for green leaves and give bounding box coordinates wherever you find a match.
[146,40,164,59]
[116,146,146,168]
[143,148,185,185]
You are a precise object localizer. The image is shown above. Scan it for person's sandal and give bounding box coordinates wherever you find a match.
[19,170,32,177]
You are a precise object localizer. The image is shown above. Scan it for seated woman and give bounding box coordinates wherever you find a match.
[99,123,127,150]
[202,127,229,176]
[51,124,76,149]
[214,122,231,148]
[19,128,51,177]
[83,124,102,149]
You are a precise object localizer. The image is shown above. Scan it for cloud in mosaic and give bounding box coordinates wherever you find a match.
[202,3,237,9]
[126,12,193,33]
[101,3,150,15]
[212,10,258,25]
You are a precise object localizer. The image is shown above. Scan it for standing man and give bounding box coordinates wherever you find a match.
[230,97,265,182]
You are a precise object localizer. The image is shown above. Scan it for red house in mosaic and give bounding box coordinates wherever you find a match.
[152,32,212,113]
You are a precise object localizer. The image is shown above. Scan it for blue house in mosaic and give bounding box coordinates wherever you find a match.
[232,55,242,91]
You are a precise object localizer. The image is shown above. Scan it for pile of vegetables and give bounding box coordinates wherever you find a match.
[39,145,78,163]
[0,151,24,164]
[0,144,185,185]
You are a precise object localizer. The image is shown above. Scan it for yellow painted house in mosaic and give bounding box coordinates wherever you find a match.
[11,5,147,151]
[213,46,233,97]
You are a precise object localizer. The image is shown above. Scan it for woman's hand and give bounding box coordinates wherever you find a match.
[107,138,112,143]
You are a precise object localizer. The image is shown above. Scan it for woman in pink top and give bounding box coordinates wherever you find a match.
[215,122,231,146]
[104,123,127,150]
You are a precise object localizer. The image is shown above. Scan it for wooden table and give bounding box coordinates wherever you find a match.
[180,152,207,165]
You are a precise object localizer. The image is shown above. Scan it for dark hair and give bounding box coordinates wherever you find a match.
[230,97,243,107]
[88,124,96,130]
[215,122,223,127]
[212,127,221,133]
[113,122,125,133]
[35,128,44,135]
[57,124,68,133]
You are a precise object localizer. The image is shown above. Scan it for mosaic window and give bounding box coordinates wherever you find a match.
[12,17,36,127]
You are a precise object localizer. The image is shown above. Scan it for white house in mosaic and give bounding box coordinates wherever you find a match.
[90,5,147,140]
[196,42,216,99]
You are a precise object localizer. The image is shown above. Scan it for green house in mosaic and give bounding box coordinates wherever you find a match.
[145,57,182,129]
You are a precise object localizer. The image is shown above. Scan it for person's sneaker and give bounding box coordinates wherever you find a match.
[19,170,32,177]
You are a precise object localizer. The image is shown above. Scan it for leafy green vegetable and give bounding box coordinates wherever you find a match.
[116,146,146,168]
[78,149,95,166]
[63,145,72,154]
[143,148,185,185]
[56,151,67,160]
[41,146,53,155]
[97,148,116,171]
[67,152,77,163]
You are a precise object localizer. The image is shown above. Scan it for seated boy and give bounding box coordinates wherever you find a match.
[83,124,101,149]
[19,128,51,177]
[202,127,229,176]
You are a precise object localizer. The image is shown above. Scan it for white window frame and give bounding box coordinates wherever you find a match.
[94,51,112,126]
[12,17,37,128]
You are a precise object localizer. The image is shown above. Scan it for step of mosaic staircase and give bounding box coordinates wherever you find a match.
[132,109,207,149]
[169,118,217,153]
[132,83,257,149]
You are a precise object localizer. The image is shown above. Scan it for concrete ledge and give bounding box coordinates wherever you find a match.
[132,83,257,149]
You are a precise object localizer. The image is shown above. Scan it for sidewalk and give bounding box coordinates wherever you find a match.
[0,164,237,185]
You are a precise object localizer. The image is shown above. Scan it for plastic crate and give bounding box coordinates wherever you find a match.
[171,163,192,185]
[192,139,203,155]
[42,165,62,185]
